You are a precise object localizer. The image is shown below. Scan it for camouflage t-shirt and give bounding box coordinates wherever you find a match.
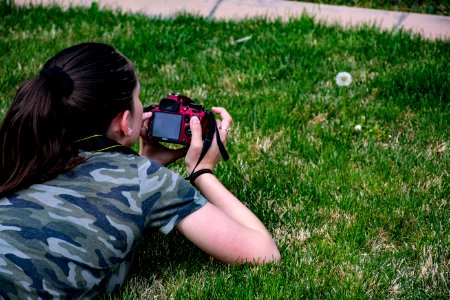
[0,151,207,299]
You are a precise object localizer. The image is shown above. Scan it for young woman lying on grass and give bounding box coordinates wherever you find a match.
[0,42,280,299]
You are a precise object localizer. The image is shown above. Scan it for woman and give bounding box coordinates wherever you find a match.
[0,42,280,298]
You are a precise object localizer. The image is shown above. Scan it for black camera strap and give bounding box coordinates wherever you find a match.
[189,111,229,176]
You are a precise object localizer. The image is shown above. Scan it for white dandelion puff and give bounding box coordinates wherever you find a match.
[354,124,362,133]
[336,72,352,86]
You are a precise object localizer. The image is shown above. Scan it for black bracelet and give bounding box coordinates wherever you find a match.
[187,169,213,185]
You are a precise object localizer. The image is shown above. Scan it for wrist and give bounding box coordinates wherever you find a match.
[187,169,214,186]
[186,163,214,176]
[193,172,216,188]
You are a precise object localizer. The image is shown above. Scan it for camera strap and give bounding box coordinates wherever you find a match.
[73,135,139,155]
[190,111,229,175]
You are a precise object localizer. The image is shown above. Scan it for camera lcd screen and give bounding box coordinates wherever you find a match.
[152,112,182,141]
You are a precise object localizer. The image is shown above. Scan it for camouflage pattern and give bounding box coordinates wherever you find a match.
[0,151,206,299]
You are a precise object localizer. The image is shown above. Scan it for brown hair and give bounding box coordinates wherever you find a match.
[0,42,137,197]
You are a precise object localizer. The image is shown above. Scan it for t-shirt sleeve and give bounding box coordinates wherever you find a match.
[137,158,207,234]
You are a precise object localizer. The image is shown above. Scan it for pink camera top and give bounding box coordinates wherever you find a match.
[146,93,211,145]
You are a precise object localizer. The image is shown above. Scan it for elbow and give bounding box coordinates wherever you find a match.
[247,246,281,265]
[259,230,281,263]
[270,245,281,263]
[260,239,281,264]
[238,236,281,265]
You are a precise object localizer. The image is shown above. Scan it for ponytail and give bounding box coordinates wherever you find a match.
[0,73,83,197]
[0,42,136,197]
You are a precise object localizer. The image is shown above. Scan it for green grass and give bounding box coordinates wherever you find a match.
[295,0,450,16]
[1,2,449,299]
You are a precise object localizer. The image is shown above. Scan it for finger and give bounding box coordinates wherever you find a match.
[213,108,232,140]
[142,112,153,129]
[212,107,233,130]
[140,111,153,136]
[188,116,203,154]
[142,111,153,121]
[215,120,228,143]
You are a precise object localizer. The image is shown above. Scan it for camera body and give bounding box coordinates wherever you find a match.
[146,93,210,145]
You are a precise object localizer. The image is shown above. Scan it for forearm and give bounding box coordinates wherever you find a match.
[194,173,271,236]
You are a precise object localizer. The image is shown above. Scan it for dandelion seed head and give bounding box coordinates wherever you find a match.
[336,72,352,86]
[354,124,362,133]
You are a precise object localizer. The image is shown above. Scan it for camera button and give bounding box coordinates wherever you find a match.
[184,115,190,123]
[185,126,192,137]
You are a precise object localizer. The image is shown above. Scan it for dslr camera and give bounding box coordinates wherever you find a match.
[145,93,211,145]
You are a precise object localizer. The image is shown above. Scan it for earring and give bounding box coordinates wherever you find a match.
[128,128,133,136]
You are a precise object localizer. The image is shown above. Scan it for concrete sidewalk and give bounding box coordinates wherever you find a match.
[14,0,450,40]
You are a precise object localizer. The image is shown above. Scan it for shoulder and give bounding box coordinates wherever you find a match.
[76,151,162,178]
[78,151,183,193]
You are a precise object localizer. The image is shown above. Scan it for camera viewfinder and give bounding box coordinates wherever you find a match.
[159,98,180,112]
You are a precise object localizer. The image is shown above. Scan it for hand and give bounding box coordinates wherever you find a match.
[139,111,187,165]
[185,107,232,174]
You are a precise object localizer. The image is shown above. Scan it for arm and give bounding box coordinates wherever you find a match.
[176,175,280,264]
[176,108,280,264]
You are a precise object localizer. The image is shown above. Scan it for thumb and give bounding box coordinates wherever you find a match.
[142,111,152,121]
[190,116,203,147]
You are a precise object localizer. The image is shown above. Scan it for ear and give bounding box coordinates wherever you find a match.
[119,110,131,136]
[108,110,131,137]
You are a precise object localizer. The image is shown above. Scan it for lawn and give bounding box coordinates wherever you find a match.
[295,0,449,16]
[0,2,449,299]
